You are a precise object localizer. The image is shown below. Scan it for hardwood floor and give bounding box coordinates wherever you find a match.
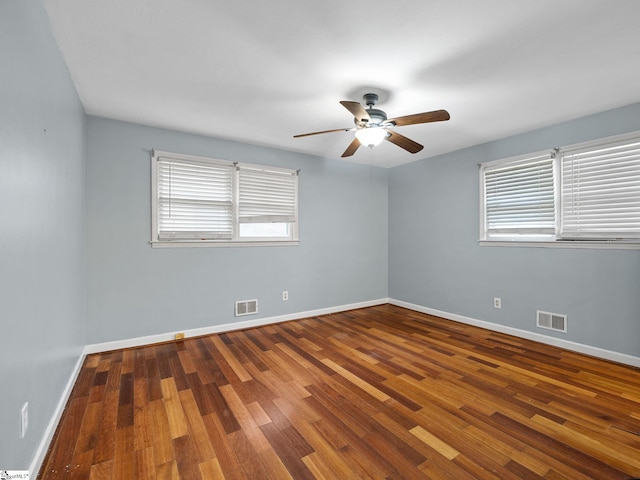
[39,304,640,479]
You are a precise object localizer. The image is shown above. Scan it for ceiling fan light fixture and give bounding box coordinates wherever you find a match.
[355,127,387,148]
[294,94,449,157]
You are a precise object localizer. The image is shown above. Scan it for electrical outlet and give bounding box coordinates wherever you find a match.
[282,291,288,301]
[175,332,185,340]
[494,297,502,309]
[20,402,28,438]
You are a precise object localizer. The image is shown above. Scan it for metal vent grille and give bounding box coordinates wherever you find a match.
[536,310,567,333]
[235,299,258,317]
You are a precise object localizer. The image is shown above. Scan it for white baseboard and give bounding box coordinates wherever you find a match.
[30,351,86,476]
[84,298,390,355]
[389,298,640,368]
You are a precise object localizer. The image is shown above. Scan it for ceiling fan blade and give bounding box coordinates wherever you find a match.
[385,129,424,154]
[340,101,371,124]
[387,109,450,127]
[341,137,361,157]
[294,127,353,138]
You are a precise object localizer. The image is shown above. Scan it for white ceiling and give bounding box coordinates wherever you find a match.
[43,0,640,168]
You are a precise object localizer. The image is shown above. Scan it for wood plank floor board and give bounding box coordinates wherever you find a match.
[179,390,217,463]
[259,423,316,480]
[200,412,245,480]
[148,398,174,467]
[39,305,640,479]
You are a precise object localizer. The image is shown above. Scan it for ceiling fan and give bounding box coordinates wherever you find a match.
[294,93,450,157]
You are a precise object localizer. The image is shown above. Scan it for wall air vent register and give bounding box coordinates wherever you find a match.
[537,310,567,333]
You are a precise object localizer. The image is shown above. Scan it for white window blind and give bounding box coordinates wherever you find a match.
[561,139,640,239]
[156,157,233,240]
[238,166,298,224]
[152,150,299,246]
[483,154,555,237]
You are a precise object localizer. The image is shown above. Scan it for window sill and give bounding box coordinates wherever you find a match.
[151,240,299,248]
[478,240,640,250]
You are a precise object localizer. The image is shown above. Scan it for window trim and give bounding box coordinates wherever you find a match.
[479,130,640,250]
[151,150,299,248]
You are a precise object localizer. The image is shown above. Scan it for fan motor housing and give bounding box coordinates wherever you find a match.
[366,108,387,125]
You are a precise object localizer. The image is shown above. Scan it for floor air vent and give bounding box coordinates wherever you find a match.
[235,299,258,317]
[536,310,567,333]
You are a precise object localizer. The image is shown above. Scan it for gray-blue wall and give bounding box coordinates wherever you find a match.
[0,0,86,469]
[85,116,389,344]
[4,0,640,470]
[389,103,640,357]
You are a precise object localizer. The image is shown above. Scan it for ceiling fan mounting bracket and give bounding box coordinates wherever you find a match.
[363,93,379,107]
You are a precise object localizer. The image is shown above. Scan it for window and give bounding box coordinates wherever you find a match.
[480,131,640,247]
[152,150,298,246]
[237,165,298,238]
[560,138,640,240]
[481,152,556,240]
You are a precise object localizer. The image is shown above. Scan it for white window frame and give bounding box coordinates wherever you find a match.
[479,131,640,250]
[151,150,299,247]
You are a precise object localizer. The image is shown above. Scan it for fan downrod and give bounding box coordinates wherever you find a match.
[361,93,387,125]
